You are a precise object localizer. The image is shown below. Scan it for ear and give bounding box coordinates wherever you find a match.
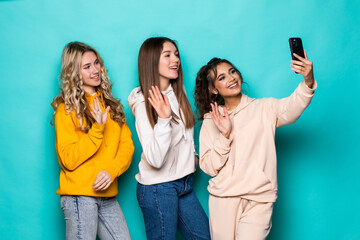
[209,86,218,95]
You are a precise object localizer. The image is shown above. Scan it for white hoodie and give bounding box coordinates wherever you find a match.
[128,84,196,185]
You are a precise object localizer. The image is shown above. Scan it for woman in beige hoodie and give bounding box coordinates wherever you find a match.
[194,52,316,240]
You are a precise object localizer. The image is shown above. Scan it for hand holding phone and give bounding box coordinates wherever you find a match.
[289,39,315,87]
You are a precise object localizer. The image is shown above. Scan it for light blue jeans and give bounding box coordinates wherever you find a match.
[137,174,211,240]
[60,196,131,240]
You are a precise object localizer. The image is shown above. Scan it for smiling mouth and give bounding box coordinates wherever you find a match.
[228,82,239,89]
[169,66,178,70]
[91,74,100,80]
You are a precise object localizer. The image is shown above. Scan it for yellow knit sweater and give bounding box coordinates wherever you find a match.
[54,91,134,197]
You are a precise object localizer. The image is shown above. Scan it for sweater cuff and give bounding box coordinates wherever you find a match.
[89,122,105,137]
[300,79,317,96]
[157,116,172,123]
[105,167,116,182]
[218,132,233,148]
[155,116,172,131]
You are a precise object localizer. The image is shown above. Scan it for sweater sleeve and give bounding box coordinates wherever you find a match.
[134,102,172,169]
[55,104,105,171]
[199,120,233,177]
[105,121,135,181]
[268,80,317,128]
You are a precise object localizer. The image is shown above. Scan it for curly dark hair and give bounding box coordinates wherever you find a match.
[194,58,243,120]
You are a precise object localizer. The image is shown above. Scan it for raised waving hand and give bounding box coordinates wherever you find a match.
[209,102,232,139]
[90,97,111,125]
[148,86,172,119]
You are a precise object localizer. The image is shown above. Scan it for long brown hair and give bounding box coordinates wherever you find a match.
[138,37,195,129]
[51,41,125,132]
[194,58,244,120]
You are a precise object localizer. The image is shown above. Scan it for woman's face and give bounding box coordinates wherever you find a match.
[158,41,180,84]
[212,62,242,98]
[80,51,101,94]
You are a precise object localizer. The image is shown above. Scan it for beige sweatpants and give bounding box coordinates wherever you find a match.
[209,195,273,240]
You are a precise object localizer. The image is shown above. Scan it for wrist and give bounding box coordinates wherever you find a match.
[96,120,105,125]
[158,114,171,119]
[304,77,314,88]
[221,131,231,139]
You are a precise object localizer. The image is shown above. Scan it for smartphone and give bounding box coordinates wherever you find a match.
[289,37,305,61]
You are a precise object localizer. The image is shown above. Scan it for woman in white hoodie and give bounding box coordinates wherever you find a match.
[194,52,316,240]
[128,37,210,240]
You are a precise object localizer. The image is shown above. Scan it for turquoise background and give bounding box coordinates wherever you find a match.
[1,0,359,239]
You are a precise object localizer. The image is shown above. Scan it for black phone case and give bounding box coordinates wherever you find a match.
[289,38,305,61]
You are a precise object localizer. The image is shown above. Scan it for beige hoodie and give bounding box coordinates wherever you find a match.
[199,80,317,202]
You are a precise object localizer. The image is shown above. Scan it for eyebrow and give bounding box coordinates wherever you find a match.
[217,68,235,79]
[161,50,178,54]
[82,58,98,67]
[217,73,225,79]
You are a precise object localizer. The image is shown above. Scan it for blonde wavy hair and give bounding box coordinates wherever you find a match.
[51,41,125,132]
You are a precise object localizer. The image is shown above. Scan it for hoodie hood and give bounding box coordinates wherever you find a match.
[203,94,255,119]
[128,86,144,115]
[85,90,105,110]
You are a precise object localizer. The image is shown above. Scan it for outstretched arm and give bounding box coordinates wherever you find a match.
[272,50,317,127]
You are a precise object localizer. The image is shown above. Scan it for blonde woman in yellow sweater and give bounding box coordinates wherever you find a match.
[51,42,134,239]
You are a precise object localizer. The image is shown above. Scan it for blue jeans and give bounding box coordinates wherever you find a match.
[137,174,211,240]
[60,196,131,240]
